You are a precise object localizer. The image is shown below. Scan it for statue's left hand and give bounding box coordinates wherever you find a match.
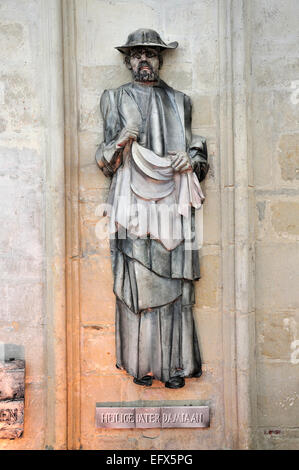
[169,151,192,173]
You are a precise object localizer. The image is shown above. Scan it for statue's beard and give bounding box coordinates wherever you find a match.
[133,61,159,82]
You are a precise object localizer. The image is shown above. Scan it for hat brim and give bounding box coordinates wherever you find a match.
[115,41,178,54]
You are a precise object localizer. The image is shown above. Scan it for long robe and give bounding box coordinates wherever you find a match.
[96,79,208,383]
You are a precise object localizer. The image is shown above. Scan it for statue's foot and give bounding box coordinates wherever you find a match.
[165,377,185,389]
[133,375,153,386]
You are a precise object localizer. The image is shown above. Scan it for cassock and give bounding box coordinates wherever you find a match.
[96,79,208,383]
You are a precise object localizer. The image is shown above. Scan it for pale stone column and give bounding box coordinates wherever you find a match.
[41,0,67,450]
[62,0,81,450]
[219,0,256,449]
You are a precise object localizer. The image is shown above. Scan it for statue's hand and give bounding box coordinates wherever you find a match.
[116,126,139,148]
[169,151,192,173]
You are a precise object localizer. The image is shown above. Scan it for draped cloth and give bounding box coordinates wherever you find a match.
[106,141,205,250]
[96,80,208,383]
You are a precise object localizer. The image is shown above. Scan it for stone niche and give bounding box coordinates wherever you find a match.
[0,345,25,439]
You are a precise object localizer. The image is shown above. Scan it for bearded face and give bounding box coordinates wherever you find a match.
[126,47,162,82]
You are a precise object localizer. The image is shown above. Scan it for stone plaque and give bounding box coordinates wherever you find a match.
[135,407,162,429]
[95,407,135,429]
[161,406,210,428]
[96,406,210,429]
[0,359,25,439]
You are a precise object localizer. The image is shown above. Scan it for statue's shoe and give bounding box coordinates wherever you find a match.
[165,377,185,389]
[133,375,153,386]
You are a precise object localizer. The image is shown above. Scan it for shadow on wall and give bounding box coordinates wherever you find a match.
[0,343,25,362]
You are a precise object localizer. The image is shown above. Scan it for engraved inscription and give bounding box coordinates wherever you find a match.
[0,400,24,439]
[135,407,161,429]
[161,406,209,428]
[0,408,19,423]
[95,406,210,429]
[95,407,135,429]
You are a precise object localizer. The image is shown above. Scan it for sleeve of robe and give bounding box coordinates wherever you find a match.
[184,94,209,182]
[95,89,124,177]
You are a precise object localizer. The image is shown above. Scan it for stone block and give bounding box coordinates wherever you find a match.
[271,201,299,236]
[252,91,275,188]
[0,359,24,439]
[0,23,24,58]
[80,374,124,442]
[0,360,25,400]
[194,310,222,365]
[255,427,299,450]
[0,72,39,132]
[202,190,220,246]
[160,63,192,91]
[257,362,299,427]
[252,52,299,89]
[277,134,299,182]
[273,89,299,133]
[191,94,215,128]
[81,65,129,93]
[6,282,43,324]
[255,243,299,310]
[195,254,220,309]
[80,164,105,193]
[0,400,24,439]
[81,325,116,374]
[80,255,115,325]
[0,326,44,384]
[79,130,103,169]
[256,311,299,362]
[76,0,159,66]
[79,93,102,133]
[251,0,299,46]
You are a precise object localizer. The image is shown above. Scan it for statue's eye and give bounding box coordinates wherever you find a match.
[132,53,141,59]
[146,52,156,58]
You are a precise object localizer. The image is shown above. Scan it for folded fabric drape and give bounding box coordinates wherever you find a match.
[105,141,205,250]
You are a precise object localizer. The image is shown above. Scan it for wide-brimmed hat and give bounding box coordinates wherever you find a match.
[115,28,178,54]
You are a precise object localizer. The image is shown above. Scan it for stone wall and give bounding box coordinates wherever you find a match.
[74,0,224,450]
[250,0,299,449]
[0,0,66,449]
[0,0,298,450]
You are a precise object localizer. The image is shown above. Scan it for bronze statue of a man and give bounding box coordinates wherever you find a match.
[96,29,209,388]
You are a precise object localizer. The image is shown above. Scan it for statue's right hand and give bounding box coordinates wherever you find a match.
[116,126,139,148]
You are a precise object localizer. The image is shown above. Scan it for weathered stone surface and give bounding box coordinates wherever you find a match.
[0,0,298,452]
[255,244,299,310]
[255,427,299,450]
[196,254,220,309]
[192,94,215,128]
[278,134,299,181]
[256,311,299,362]
[271,201,299,236]
[0,23,24,53]
[160,63,193,91]
[251,91,274,188]
[82,65,128,92]
[257,362,299,427]
[0,400,24,439]
[201,190,220,245]
[0,0,64,450]
[81,325,116,374]
[80,255,115,325]
[194,310,222,364]
[0,360,25,400]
